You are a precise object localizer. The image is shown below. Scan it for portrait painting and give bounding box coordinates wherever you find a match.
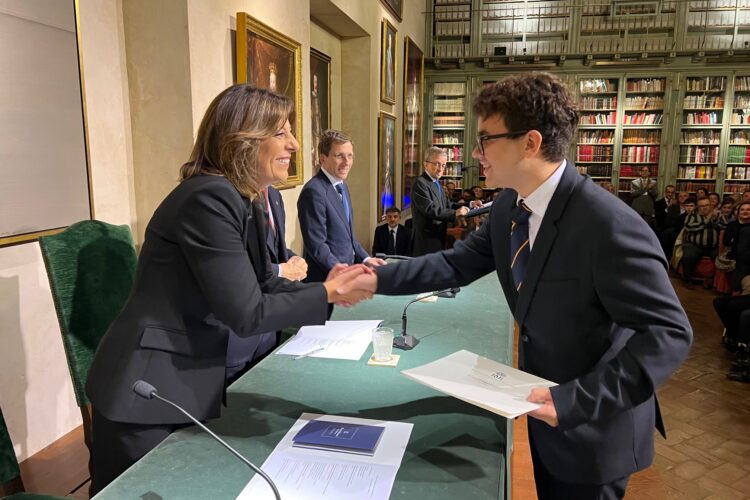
[378,112,397,221]
[380,19,397,105]
[236,12,304,187]
[310,48,331,172]
[401,36,423,210]
[380,0,403,22]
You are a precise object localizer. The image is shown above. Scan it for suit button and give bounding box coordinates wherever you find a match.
[521,334,530,343]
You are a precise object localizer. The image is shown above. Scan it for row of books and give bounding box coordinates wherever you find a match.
[626,79,666,92]
[686,11,740,28]
[621,165,659,177]
[580,13,675,31]
[435,4,471,21]
[576,165,612,177]
[481,17,569,34]
[432,132,462,144]
[727,145,750,163]
[433,43,470,58]
[441,163,464,177]
[623,113,663,125]
[733,95,750,108]
[580,97,616,110]
[677,166,716,179]
[576,145,613,162]
[683,95,724,109]
[621,146,660,163]
[736,76,750,92]
[686,76,726,92]
[580,113,616,125]
[433,82,465,96]
[725,182,750,192]
[681,130,721,144]
[731,112,750,125]
[580,79,615,94]
[727,166,750,179]
[689,0,747,10]
[730,130,750,144]
[433,116,465,126]
[623,130,661,144]
[434,98,464,113]
[435,21,470,37]
[482,5,572,19]
[625,96,663,110]
[679,146,719,163]
[684,112,721,125]
[676,181,716,192]
[578,130,614,143]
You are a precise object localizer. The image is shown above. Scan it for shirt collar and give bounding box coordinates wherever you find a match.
[425,171,439,183]
[320,167,343,187]
[516,160,566,218]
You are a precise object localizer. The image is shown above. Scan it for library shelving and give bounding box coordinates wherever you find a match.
[726,75,750,196]
[619,77,666,198]
[676,76,726,194]
[432,0,472,58]
[432,81,466,182]
[576,77,618,190]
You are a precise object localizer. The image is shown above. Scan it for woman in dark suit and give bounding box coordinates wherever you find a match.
[85,85,367,493]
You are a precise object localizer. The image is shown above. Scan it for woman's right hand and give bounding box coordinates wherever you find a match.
[323,264,374,306]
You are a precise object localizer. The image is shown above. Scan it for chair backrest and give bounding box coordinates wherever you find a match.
[39,220,137,407]
[0,406,20,487]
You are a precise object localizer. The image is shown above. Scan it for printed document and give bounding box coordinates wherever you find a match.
[276,320,383,360]
[236,413,413,500]
[402,349,557,418]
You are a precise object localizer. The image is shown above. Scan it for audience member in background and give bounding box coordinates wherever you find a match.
[445,181,456,202]
[695,187,709,200]
[716,199,735,231]
[372,206,412,257]
[470,185,486,202]
[742,188,750,203]
[600,181,615,194]
[723,201,750,292]
[708,192,721,216]
[654,184,676,232]
[630,166,658,227]
[681,197,719,289]
[713,199,737,295]
[660,191,690,261]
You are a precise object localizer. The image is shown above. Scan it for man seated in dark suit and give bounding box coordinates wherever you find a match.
[298,129,386,285]
[654,184,676,233]
[411,146,469,256]
[372,206,412,257]
[340,72,692,500]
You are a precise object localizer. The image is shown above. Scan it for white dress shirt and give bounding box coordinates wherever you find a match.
[516,160,566,250]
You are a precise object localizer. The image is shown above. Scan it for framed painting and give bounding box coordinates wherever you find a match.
[401,36,423,210]
[236,12,303,188]
[380,0,403,22]
[380,19,397,105]
[378,111,397,221]
[310,48,331,172]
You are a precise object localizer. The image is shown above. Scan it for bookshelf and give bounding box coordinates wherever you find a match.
[726,74,750,196]
[619,77,666,198]
[576,77,618,190]
[676,76,726,195]
[480,0,570,57]
[432,0,472,58]
[431,81,467,185]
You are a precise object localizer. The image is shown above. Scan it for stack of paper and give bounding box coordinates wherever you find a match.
[276,320,383,360]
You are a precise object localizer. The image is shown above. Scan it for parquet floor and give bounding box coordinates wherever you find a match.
[10,277,750,499]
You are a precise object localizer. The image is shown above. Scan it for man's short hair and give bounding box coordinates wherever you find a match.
[473,72,579,162]
[424,146,446,162]
[318,129,352,156]
[684,197,697,205]
[385,206,401,215]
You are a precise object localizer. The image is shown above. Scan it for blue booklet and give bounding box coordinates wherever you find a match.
[292,420,385,456]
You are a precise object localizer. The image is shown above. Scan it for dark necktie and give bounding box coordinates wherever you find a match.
[388,229,396,254]
[335,184,350,222]
[510,200,532,292]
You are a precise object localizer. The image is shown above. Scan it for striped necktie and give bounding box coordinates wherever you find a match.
[335,184,350,222]
[510,200,532,292]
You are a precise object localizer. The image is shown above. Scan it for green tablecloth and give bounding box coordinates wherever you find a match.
[94,272,514,499]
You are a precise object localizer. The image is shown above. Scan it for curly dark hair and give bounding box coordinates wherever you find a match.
[473,72,579,162]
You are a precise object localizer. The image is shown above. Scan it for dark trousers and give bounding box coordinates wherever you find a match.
[90,407,186,495]
[714,294,750,342]
[681,243,718,280]
[529,431,629,500]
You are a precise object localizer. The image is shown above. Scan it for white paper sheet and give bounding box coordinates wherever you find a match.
[401,349,557,419]
[276,320,383,360]
[236,413,413,500]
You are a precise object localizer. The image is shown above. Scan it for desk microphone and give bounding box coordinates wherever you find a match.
[397,288,461,350]
[375,253,414,261]
[132,380,281,500]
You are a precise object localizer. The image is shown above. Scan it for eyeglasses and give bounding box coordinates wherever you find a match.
[426,160,447,169]
[332,153,354,162]
[475,130,529,156]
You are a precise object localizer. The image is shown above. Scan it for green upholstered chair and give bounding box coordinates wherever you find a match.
[0,407,22,496]
[38,220,137,476]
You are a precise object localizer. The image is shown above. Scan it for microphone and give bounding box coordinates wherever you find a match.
[375,253,414,261]
[396,287,461,350]
[131,380,281,500]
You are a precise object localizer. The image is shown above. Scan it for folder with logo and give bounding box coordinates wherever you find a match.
[292,420,386,456]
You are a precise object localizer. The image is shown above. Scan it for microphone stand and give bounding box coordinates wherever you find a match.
[132,381,281,500]
[396,288,459,350]
[374,253,414,261]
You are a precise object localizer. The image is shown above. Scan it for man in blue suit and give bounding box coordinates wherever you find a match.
[298,129,386,283]
[340,73,692,499]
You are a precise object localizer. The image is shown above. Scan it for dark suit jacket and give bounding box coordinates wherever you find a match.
[297,170,369,282]
[86,176,328,425]
[654,197,671,230]
[411,172,457,256]
[265,186,296,275]
[375,162,692,483]
[372,223,412,256]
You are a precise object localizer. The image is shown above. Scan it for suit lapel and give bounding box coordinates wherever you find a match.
[245,199,270,280]
[320,172,351,234]
[493,194,517,310]
[424,173,446,208]
[514,163,580,327]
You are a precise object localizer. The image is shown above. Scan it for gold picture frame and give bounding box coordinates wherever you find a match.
[401,36,424,210]
[236,12,304,188]
[378,111,397,221]
[380,19,397,105]
[380,0,403,22]
[310,48,331,173]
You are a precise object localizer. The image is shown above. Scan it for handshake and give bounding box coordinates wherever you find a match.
[323,263,379,307]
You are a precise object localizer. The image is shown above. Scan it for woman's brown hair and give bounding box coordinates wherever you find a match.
[180,84,293,199]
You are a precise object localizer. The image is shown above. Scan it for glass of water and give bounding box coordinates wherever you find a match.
[372,327,394,362]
